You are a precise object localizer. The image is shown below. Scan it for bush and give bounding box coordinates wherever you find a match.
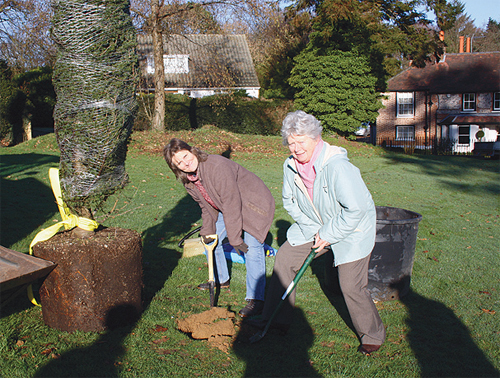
[14,66,56,130]
[0,61,26,145]
[134,93,292,136]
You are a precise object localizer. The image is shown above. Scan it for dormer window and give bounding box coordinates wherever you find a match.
[397,92,414,117]
[145,54,189,75]
[494,92,500,111]
[164,55,189,74]
[462,93,476,111]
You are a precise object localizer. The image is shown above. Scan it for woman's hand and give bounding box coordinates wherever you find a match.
[232,242,248,255]
[313,233,330,254]
[202,235,215,244]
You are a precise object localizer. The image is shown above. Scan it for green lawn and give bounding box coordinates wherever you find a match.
[1,129,499,377]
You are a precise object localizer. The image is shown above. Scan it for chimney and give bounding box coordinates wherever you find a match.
[466,37,471,53]
[459,36,464,53]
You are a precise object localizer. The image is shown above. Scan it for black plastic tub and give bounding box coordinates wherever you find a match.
[324,206,422,301]
[368,206,422,301]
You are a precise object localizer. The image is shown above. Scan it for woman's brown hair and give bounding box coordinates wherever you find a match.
[163,138,208,184]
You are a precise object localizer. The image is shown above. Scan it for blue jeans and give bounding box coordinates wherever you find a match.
[204,212,266,301]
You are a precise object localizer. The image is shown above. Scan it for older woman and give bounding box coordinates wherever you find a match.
[164,138,275,317]
[247,111,385,355]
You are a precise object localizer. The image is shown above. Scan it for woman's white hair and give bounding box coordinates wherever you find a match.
[281,110,323,146]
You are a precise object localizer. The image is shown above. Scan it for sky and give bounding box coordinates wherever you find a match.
[454,0,499,27]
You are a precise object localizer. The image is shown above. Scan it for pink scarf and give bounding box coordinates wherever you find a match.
[187,172,220,211]
[295,139,323,200]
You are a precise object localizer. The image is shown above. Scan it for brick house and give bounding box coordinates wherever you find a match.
[376,52,500,153]
[137,34,260,99]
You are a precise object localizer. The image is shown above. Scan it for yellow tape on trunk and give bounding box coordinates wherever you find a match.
[28,168,99,306]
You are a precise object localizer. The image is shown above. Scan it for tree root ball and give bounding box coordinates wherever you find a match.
[33,227,143,332]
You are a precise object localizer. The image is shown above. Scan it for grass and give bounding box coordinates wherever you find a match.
[0,128,499,377]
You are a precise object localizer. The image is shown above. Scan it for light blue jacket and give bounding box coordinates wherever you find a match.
[282,141,376,266]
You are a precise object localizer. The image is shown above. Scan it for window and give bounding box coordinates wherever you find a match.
[462,93,476,111]
[458,126,470,144]
[145,54,189,74]
[494,92,500,111]
[396,125,415,140]
[163,55,189,74]
[397,92,414,117]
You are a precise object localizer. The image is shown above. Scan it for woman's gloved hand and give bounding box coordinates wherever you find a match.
[232,242,248,255]
[202,235,215,244]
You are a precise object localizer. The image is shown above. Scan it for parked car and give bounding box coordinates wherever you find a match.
[355,123,370,137]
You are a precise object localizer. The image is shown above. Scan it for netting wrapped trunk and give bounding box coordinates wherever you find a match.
[51,0,139,217]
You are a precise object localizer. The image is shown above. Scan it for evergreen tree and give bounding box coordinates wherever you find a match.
[51,0,139,219]
[0,60,26,144]
[289,48,381,136]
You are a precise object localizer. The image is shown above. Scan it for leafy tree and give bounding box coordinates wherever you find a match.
[287,0,463,83]
[289,48,382,136]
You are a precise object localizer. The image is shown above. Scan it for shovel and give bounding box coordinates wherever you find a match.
[249,247,318,343]
[200,234,218,307]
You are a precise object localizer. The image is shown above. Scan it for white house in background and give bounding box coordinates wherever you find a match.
[137,34,260,99]
[376,52,500,153]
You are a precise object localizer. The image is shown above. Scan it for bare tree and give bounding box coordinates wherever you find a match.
[130,0,261,131]
[0,0,55,73]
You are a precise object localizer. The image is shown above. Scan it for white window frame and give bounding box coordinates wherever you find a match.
[145,54,190,74]
[396,125,415,141]
[458,125,470,145]
[462,93,476,112]
[494,92,500,111]
[163,55,189,74]
[397,92,414,117]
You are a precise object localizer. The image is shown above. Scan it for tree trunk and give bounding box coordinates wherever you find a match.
[151,0,165,131]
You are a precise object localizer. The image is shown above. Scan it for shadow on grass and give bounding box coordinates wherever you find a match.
[312,253,499,377]
[400,289,499,377]
[0,153,60,248]
[383,153,500,196]
[233,308,321,377]
[33,304,140,378]
[140,194,201,306]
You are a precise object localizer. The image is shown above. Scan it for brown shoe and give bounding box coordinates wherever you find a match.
[238,299,264,318]
[197,280,230,290]
[358,344,381,355]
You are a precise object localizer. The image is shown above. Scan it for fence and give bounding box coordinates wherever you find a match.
[374,137,477,155]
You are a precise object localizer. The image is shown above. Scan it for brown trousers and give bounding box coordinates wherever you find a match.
[262,241,386,345]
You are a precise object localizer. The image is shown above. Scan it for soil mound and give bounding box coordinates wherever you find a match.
[176,307,236,353]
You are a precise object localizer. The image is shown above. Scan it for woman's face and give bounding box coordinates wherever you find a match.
[287,134,320,164]
[172,149,199,173]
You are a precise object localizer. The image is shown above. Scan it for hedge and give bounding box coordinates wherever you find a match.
[135,93,292,136]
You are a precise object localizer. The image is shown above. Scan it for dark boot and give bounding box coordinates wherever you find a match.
[239,299,264,317]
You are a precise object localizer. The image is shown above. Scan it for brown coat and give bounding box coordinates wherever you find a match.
[185,154,275,246]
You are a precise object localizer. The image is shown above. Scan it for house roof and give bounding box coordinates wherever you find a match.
[438,113,500,125]
[387,52,500,93]
[137,34,260,90]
